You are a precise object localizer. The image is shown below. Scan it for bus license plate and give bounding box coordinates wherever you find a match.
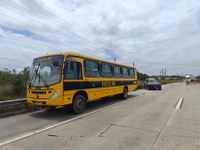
[36,102,43,106]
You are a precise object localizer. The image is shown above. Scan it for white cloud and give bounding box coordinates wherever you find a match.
[0,0,200,75]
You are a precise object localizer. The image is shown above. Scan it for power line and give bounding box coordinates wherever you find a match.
[0,14,133,63]
[0,35,31,61]
[0,13,105,55]
[0,2,139,69]
[1,1,137,61]
[0,35,49,48]
[0,6,106,53]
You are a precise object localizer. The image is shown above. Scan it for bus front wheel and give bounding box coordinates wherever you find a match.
[73,95,86,114]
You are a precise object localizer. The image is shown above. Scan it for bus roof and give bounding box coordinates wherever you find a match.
[35,52,136,69]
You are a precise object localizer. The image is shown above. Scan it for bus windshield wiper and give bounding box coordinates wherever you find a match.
[29,64,40,87]
[39,72,49,88]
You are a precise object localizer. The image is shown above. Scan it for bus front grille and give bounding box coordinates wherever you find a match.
[32,91,46,94]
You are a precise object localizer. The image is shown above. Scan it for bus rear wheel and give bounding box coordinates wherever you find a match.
[73,95,86,114]
[121,87,128,100]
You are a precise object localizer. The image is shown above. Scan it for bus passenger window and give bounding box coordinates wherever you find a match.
[122,67,129,78]
[85,60,100,77]
[64,61,82,79]
[113,65,121,78]
[129,68,135,78]
[101,63,112,77]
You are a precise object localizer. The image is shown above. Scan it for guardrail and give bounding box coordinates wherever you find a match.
[0,98,27,108]
[0,98,35,117]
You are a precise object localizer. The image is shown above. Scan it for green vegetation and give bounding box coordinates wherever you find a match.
[0,68,29,101]
[196,76,200,81]
[137,72,149,81]
[137,72,148,89]
[153,75,184,84]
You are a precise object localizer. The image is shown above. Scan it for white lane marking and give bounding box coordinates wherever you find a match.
[185,88,187,91]
[175,98,183,109]
[0,132,35,147]
[0,99,126,147]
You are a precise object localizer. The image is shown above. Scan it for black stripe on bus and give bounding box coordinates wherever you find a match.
[64,80,134,91]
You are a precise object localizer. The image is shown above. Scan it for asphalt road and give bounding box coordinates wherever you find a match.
[0,82,200,150]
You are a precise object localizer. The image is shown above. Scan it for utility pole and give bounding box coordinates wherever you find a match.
[160,69,162,77]
[160,68,167,80]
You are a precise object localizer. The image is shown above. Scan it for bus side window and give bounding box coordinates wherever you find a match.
[129,68,135,78]
[122,67,129,78]
[64,61,82,79]
[101,63,112,77]
[113,65,121,78]
[85,60,100,77]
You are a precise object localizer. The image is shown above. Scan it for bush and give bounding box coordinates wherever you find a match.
[137,72,148,81]
[12,75,25,96]
[0,67,29,101]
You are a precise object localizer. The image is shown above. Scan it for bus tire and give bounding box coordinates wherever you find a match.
[73,94,86,114]
[121,87,128,100]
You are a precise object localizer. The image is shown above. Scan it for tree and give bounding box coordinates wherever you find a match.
[196,76,200,80]
[137,72,149,81]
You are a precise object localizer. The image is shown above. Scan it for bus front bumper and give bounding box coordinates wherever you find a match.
[27,98,63,107]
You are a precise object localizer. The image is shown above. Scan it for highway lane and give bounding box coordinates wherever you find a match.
[0,88,146,142]
[1,83,200,150]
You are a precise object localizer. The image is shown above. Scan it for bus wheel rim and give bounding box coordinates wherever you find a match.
[76,98,83,108]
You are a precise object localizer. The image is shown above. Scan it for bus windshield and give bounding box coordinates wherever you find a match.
[29,55,64,87]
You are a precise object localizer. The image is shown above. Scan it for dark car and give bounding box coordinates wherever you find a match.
[144,78,161,90]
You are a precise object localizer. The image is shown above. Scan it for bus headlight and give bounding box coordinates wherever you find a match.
[50,90,59,100]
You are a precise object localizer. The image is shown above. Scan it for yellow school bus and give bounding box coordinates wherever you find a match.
[27,52,138,113]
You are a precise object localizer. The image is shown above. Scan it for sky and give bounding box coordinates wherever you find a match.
[0,0,200,76]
